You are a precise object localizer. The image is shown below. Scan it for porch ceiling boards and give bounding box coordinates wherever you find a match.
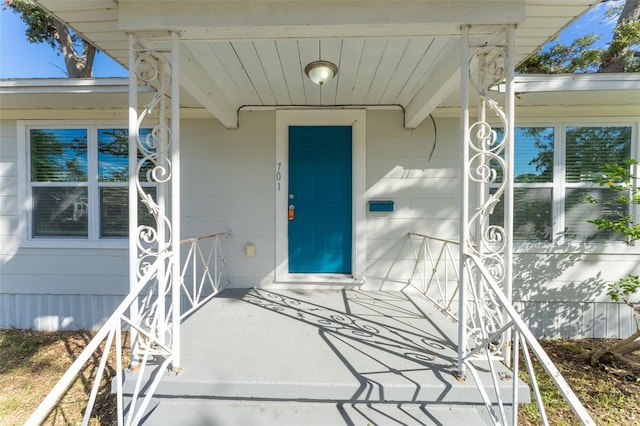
[35,0,596,128]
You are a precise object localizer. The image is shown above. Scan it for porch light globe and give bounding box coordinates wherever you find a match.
[304,61,338,86]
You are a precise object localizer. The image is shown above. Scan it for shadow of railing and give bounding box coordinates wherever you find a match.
[407,233,596,425]
[242,288,459,403]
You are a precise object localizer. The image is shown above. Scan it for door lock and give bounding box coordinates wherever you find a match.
[288,205,295,220]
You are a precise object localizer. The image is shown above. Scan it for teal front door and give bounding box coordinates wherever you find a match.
[288,126,352,273]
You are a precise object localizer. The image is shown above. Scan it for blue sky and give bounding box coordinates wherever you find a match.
[556,0,621,48]
[0,1,623,78]
[0,7,127,78]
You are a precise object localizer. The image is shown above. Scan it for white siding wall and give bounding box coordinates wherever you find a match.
[514,249,640,338]
[0,112,636,336]
[0,120,19,263]
[362,110,460,290]
[0,119,127,329]
[180,111,277,287]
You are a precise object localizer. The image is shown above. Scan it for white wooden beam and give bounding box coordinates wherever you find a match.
[179,45,238,128]
[404,38,461,129]
[119,1,526,39]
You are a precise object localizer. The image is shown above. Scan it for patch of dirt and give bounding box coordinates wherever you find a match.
[0,329,125,426]
[1,330,638,425]
[520,339,640,425]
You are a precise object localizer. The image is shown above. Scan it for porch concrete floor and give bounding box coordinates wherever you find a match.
[129,288,527,425]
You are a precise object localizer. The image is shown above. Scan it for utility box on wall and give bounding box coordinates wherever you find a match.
[368,200,394,212]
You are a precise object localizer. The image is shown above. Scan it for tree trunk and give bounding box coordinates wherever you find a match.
[52,17,95,78]
[599,0,640,72]
[82,42,97,78]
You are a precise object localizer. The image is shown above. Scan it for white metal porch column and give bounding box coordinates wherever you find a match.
[128,32,182,369]
[458,25,516,376]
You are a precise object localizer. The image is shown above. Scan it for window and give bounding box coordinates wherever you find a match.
[491,124,633,243]
[27,125,154,240]
[491,127,554,241]
[563,126,631,242]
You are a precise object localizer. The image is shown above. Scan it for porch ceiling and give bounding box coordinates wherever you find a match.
[35,0,596,128]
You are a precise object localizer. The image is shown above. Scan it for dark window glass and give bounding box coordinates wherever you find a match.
[565,188,627,242]
[491,188,552,241]
[30,129,87,182]
[32,187,88,237]
[493,127,554,184]
[98,128,153,183]
[98,129,129,183]
[100,187,157,238]
[566,127,631,184]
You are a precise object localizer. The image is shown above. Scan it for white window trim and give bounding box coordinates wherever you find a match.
[17,120,131,249]
[489,117,640,252]
[549,123,563,245]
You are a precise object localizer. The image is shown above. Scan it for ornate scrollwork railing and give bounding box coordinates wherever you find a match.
[465,44,509,278]
[408,232,595,425]
[458,26,516,383]
[27,32,232,426]
[409,232,506,356]
[26,231,232,426]
[129,47,177,363]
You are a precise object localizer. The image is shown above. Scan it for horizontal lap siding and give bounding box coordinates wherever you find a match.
[363,111,460,290]
[0,120,18,248]
[1,112,638,337]
[0,119,129,329]
[181,112,276,288]
[363,111,638,337]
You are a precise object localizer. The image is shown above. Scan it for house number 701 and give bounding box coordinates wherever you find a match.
[276,162,282,191]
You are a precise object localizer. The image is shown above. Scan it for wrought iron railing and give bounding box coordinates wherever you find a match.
[408,232,595,426]
[408,233,461,319]
[26,231,231,426]
[179,231,232,320]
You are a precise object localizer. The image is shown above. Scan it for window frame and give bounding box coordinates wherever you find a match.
[18,120,146,249]
[488,118,639,250]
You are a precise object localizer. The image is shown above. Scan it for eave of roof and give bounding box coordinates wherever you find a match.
[494,73,640,93]
[0,78,147,94]
[1,74,637,119]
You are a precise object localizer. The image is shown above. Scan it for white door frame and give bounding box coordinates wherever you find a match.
[275,109,366,284]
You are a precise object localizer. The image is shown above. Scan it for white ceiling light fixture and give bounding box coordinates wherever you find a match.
[304,60,338,86]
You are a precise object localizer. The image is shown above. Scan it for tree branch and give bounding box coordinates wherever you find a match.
[591,328,640,365]
[599,0,640,72]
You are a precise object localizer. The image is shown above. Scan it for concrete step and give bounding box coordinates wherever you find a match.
[123,357,527,405]
[139,398,495,425]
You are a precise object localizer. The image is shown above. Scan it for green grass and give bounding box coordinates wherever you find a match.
[0,329,124,425]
